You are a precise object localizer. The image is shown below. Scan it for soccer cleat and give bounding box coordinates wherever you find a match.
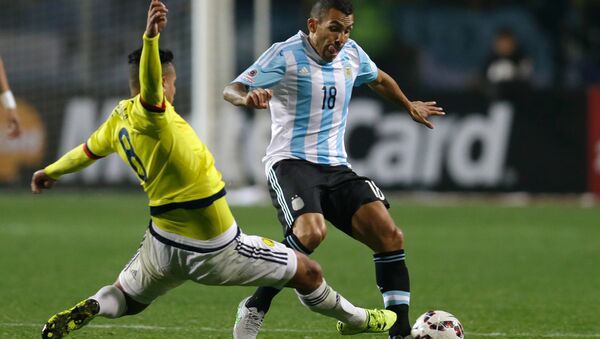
[233,297,265,339]
[41,299,100,339]
[336,309,397,335]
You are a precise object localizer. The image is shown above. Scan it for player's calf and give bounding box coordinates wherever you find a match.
[286,252,322,294]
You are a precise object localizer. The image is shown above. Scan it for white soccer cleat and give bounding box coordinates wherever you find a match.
[233,297,265,339]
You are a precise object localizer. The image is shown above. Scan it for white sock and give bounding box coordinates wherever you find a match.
[296,280,366,327]
[90,285,127,318]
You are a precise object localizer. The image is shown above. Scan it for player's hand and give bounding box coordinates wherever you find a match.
[244,88,273,109]
[407,101,445,129]
[31,170,56,194]
[5,108,20,139]
[145,0,168,38]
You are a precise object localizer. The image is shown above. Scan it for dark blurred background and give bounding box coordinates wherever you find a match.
[1,0,599,197]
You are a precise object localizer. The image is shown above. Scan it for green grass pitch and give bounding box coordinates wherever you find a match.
[1,192,599,338]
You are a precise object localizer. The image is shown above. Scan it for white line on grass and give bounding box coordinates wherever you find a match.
[2,323,600,337]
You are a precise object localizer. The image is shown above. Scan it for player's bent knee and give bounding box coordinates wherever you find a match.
[299,228,326,250]
[391,227,404,244]
[373,225,404,252]
[386,227,404,248]
[303,258,323,284]
[288,254,323,293]
[294,215,328,251]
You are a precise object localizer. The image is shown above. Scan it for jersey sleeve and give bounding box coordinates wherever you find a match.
[352,42,379,87]
[44,115,116,179]
[86,114,117,157]
[139,33,165,112]
[232,43,287,89]
[44,144,96,179]
[128,33,170,132]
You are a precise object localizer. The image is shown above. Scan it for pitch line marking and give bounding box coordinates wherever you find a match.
[2,323,600,337]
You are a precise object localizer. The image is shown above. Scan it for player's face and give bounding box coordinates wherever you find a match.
[163,65,177,103]
[308,9,354,62]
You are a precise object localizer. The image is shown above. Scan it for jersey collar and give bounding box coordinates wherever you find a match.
[298,31,339,65]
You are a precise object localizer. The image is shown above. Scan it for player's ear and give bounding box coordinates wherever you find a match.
[307,17,318,33]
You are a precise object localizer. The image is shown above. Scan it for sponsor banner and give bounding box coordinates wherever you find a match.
[1,91,587,193]
[347,99,514,190]
[346,90,586,192]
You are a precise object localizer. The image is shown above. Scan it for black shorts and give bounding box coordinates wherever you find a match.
[267,159,390,237]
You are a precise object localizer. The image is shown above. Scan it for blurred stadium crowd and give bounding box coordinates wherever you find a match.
[1,0,599,196]
[2,0,598,92]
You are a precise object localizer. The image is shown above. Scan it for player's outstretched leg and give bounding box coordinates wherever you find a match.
[296,279,396,336]
[41,299,100,339]
[233,234,313,338]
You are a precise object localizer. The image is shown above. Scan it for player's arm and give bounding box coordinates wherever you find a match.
[30,144,101,194]
[224,43,286,109]
[368,68,445,129]
[31,115,115,194]
[139,0,168,111]
[223,82,273,109]
[0,57,20,139]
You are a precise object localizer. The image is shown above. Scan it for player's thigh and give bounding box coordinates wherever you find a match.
[351,201,404,252]
[323,178,390,238]
[185,233,297,289]
[267,160,326,235]
[118,230,184,305]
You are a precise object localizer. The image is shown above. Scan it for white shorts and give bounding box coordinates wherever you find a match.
[118,226,297,304]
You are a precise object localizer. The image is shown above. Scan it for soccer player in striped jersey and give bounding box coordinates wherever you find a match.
[31,1,396,338]
[224,0,445,338]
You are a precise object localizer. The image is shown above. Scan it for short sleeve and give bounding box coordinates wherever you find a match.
[353,42,379,87]
[86,115,116,157]
[233,43,287,89]
[131,95,168,131]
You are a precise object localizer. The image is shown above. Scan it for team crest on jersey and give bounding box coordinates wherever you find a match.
[298,66,310,76]
[242,69,258,84]
[345,66,352,80]
[262,238,275,247]
[291,195,305,211]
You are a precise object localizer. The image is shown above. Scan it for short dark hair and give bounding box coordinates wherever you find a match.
[310,0,353,19]
[127,47,174,65]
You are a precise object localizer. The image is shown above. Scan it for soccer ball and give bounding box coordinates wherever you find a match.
[411,310,464,339]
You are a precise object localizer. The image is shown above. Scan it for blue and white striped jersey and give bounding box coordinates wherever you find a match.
[233,31,379,173]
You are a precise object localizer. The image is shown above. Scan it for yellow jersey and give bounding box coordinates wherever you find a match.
[45,34,234,243]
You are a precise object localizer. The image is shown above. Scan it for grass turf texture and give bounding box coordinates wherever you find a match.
[0,192,598,338]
